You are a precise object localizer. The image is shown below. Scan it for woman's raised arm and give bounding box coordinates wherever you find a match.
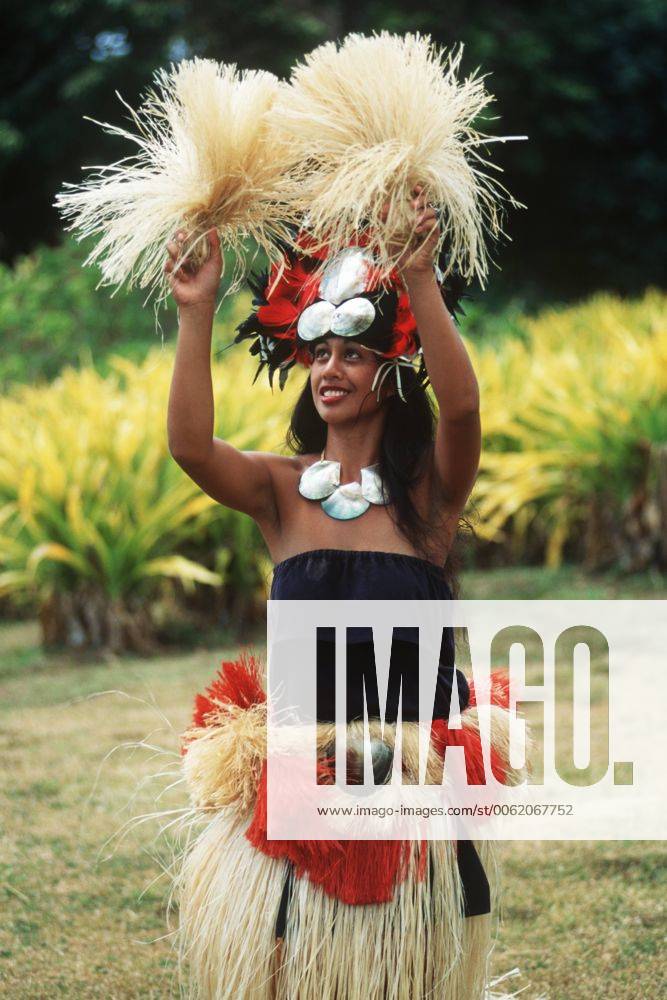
[404,268,481,513]
[399,189,481,513]
[166,229,280,525]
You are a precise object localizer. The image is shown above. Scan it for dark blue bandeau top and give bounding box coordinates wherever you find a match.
[270,548,458,677]
[271,548,453,601]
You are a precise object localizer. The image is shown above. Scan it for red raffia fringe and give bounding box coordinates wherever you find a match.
[184,655,514,904]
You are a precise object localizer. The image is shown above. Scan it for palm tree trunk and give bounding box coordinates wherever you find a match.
[39,586,161,655]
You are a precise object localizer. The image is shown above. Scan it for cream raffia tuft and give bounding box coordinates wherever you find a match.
[272,32,526,286]
[54,59,303,303]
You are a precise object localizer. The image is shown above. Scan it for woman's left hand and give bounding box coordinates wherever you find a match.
[398,184,440,279]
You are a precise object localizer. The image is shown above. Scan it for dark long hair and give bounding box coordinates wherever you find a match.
[286,367,466,597]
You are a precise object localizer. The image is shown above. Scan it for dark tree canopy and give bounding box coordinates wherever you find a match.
[2,0,665,304]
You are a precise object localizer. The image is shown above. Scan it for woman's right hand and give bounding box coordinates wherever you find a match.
[164,227,222,308]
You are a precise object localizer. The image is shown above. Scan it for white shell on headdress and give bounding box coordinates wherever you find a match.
[320,248,373,305]
[360,465,389,505]
[298,459,340,499]
[321,481,371,520]
[297,300,336,341]
[330,297,376,337]
[298,296,375,342]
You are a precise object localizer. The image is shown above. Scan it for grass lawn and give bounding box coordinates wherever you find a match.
[0,566,665,998]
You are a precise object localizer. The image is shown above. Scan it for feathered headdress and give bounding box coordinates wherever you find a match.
[234,231,469,398]
[55,59,304,303]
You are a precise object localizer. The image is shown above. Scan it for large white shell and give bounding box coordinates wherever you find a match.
[298,459,340,500]
[361,465,389,505]
[297,300,335,341]
[331,297,376,337]
[321,482,370,520]
[320,248,373,305]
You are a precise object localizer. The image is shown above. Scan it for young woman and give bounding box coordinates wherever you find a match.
[164,191,516,999]
[166,190,480,572]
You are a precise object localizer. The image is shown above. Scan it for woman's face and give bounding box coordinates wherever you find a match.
[310,336,387,423]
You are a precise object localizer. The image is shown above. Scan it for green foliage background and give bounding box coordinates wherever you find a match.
[0,236,248,389]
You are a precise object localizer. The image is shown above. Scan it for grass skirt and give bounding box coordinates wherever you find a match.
[172,654,526,999]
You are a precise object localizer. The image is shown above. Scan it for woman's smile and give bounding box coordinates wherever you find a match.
[320,383,353,405]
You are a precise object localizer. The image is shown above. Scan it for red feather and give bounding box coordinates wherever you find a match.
[189,651,265,729]
[257,298,299,330]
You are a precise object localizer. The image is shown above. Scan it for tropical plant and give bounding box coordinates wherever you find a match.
[0,345,297,653]
[468,289,667,568]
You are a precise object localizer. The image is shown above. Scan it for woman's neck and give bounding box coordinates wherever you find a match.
[323,420,384,481]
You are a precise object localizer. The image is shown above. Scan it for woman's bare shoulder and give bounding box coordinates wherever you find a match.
[259,451,318,479]
[251,451,319,552]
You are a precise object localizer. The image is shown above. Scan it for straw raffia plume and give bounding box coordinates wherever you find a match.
[181,702,267,814]
[55,58,303,303]
[273,32,525,286]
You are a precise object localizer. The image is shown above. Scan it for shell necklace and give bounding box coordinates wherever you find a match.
[298,450,389,520]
